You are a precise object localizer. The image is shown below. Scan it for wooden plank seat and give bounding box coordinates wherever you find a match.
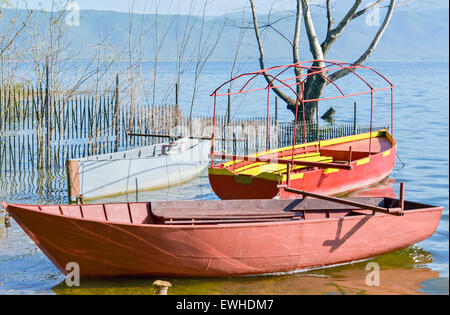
[236,155,334,176]
[152,211,296,224]
[223,144,320,170]
[233,152,321,173]
[162,217,295,225]
[151,204,296,225]
[278,156,334,174]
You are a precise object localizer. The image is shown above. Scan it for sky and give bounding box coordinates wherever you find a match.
[14,0,450,16]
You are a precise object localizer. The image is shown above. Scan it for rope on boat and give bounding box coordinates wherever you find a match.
[396,152,406,168]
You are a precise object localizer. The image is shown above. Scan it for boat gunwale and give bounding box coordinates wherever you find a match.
[75,167,209,202]
[5,201,443,230]
[70,139,209,162]
[213,129,396,177]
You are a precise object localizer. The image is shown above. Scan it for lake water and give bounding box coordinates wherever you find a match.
[0,61,448,295]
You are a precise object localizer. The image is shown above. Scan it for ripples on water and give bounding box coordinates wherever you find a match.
[0,61,448,295]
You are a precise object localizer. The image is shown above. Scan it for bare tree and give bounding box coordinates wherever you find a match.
[188,0,226,121]
[23,0,121,166]
[226,8,251,123]
[0,7,31,56]
[0,2,32,83]
[249,0,398,122]
[174,0,196,104]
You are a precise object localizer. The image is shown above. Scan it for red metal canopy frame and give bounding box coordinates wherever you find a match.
[209,60,395,165]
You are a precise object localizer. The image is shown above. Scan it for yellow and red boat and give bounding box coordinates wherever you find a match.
[209,129,396,199]
[208,60,397,199]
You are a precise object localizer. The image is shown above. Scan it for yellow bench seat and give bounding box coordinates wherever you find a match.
[237,155,334,176]
[232,152,320,174]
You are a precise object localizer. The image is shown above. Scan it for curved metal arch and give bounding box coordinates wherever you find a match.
[209,60,395,163]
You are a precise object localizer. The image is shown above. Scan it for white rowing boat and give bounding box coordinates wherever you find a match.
[66,138,210,202]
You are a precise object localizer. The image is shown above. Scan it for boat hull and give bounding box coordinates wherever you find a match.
[67,139,211,201]
[209,131,397,199]
[6,202,441,278]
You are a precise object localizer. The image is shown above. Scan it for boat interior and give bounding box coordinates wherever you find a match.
[21,196,432,226]
[221,130,394,177]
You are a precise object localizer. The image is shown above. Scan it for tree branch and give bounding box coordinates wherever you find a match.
[0,10,33,56]
[328,0,396,82]
[352,0,410,20]
[234,14,295,47]
[326,0,334,36]
[301,0,325,63]
[248,0,295,105]
[267,24,294,47]
[293,0,303,91]
[352,0,384,20]
[321,0,362,56]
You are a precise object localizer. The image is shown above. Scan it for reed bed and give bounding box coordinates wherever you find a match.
[0,84,387,173]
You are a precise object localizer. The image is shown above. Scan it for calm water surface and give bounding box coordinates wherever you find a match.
[0,61,448,295]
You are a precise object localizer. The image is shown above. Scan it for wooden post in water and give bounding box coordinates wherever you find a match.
[4,214,11,228]
[353,101,357,135]
[274,96,278,123]
[399,182,405,214]
[316,103,320,141]
[274,97,279,148]
[227,88,231,125]
[45,59,51,169]
[233,132,237,155]
[175,83,179,107]
[153,280,171,295]
[114,74,120,152]
[0,84,3,133]
[174,83,180,127]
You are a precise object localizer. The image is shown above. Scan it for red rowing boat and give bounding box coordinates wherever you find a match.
[208,60,397,199]
[3,192,442,278]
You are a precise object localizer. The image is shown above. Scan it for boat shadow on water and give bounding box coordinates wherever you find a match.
[51,246,440,295]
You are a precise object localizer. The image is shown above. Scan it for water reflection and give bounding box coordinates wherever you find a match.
[51,246,439,295]
[0,168,68,205]
[345,178,396,198]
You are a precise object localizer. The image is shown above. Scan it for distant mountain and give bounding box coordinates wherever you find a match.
[1,6,448,62]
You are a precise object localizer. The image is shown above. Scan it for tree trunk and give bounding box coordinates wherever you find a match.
[249,0,397,124]
[287,73,327,122]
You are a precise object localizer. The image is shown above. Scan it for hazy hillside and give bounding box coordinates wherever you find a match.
[2,5,448,62]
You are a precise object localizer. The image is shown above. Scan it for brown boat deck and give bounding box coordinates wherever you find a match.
[149,198,401,224]
[151,200,297,225]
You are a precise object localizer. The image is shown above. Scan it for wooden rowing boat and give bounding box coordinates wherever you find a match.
[209,129,396,199]
[3,193,441,278]
[66,138,210,202]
